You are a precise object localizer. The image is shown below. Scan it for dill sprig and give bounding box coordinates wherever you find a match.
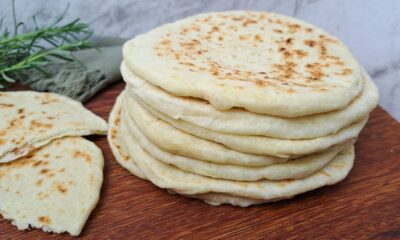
[0,0,93,88]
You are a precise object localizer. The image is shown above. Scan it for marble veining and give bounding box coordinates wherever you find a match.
[1,0,399,121]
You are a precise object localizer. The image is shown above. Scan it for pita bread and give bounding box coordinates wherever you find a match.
[0,137,103,236]
[123,11,363,117]
[124,93,366,158]
[122,63,378,139]
[122,106,351,181]
[0,91,108,163]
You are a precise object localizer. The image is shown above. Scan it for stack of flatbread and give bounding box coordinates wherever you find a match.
[0,91,107,235]
[109,11,379,207]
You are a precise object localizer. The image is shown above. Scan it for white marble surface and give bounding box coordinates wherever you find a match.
[1,0,399,121]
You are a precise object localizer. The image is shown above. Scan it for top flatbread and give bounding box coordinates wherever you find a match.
[0,91,108,163]
[123,11,363,117]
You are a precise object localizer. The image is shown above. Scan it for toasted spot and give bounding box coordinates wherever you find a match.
[254,34,263,42]
[304,40,316,47]
[294,49,308,58]
[0,103,14,108]
[40,169,50,174]
[36,179,43,186]
[38,216,51,225]
[33,161,43,167]
[0,139,5,145]
[159,39,171,45]
[57,184,68,193]
[72,150,92,163]
[277,179,294,187]
[254,80,265,87]
[30,120,53,129]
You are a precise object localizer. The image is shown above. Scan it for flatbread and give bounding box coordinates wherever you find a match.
[123,11,363,117]
[122,62,378,139]
[122,106,351,181]
[0,91,108,163]
[124,93,366,158]
[0,137,104,236]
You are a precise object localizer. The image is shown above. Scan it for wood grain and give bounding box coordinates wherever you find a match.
[1,82,399,239]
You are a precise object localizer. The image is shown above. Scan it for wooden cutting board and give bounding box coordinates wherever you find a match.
[1,82,399,239]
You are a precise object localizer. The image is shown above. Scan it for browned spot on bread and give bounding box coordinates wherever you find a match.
[0,103,14,108]
[29,120,53,130]
[287,88,296,94]
[36,179,43,186]
[304,40,316,47]
[294,49,308,58]
[336,68,353,76]
[57,184,67,193]
[232,16,244,21]
[33,161,43,167]
[211,26,219,32]
[277,179,295,187]
[286,23,301,33]
[254,34,263,42]
[239,34,248,41]
[242,19,257,27]
[38,216,51,225]
[40,169,50,174]
[159,39,171,45]
[0,139,5,145]
[72,150,92,163]
[254,80,265,87]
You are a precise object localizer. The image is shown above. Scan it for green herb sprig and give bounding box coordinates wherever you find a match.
[0,0,93,88]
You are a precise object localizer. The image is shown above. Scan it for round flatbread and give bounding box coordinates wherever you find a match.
[123,11,363,117]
